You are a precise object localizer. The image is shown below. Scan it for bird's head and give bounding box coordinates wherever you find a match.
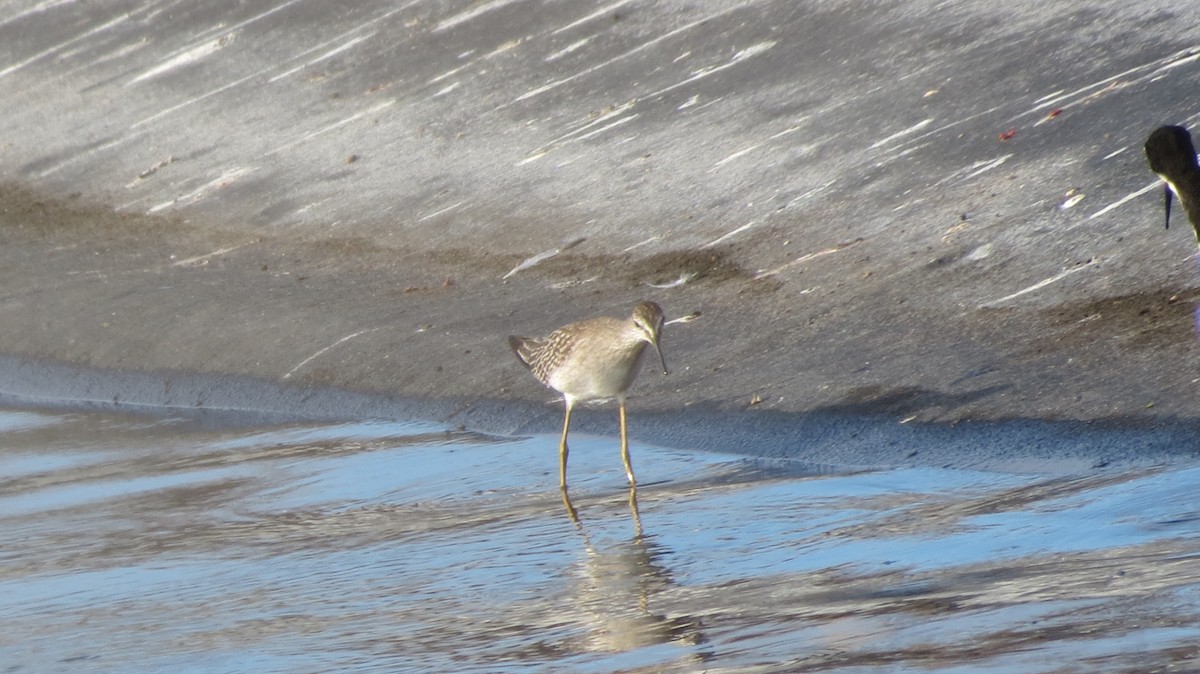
[631,301,668,375]
[1145,125,1200,231]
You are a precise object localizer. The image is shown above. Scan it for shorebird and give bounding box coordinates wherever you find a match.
[509,301,668,490]
[1145,125,1200,242]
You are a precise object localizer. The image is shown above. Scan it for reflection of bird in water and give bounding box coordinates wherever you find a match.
[1145,125,1200,242]
[562,490,707,660]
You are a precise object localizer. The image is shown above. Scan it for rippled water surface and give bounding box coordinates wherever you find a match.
[4,406,1200,672]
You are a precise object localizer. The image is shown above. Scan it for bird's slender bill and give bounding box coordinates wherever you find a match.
[651,337,668,375]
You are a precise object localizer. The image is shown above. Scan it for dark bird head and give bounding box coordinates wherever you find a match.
[1145,125,1200,231]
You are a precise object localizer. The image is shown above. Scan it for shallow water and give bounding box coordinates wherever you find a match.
[3,406,1200,673]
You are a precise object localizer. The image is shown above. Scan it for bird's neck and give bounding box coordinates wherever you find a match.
[1177,173,1200,243]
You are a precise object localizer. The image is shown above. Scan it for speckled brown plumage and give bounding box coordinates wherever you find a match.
[509,301,668,490]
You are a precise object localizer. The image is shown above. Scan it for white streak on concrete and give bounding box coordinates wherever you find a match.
[51,15,393,167]
[548,275,599,289]
[1151,48,1200,76]
[507,6,749,107]
[503,238,586,279]
[294,197,335,215]
[516,149,551,166]
[266,0,419,79]
[1020,48,1200,118]
[418,201,466,222]
[551,102,635,144]
[132,69,261,128]
[0,0,74,31]
[1024,71,1137,114]
[712,144,762,169]
[428,62,471,85]
[517,104,638,164]
[930,155,1011,188]
[515,114,637,165]
[891,197,926,213]
[982,259,1100,307]
[545,36,593,62]
[551,0,633,35]
[1059,192,1085,210]
[769,125,803,140]
[36,133,144,178]
[436,0,522,33]
[876,143,929,167]
[964,243,993,261]
[1088,181,1160,220]
[148,167,255,213]
[873,104,1007,168]
[783,179,837,209]
[709,125,802,171]
[0,11,132,79]
[128,0,338,84]
[1102,147,1127,160]
[1033,89,1065,106]
[638,40,777,102]
[128,35,232,85]
[189,0,311,45]
[702,221,756,249]
[869,118,933,149]
[265,100,396,156]
[645,272,696,288]
[283,328,382,380]
[484,39,522,59]
[89,37,152,67]
[754,239,860,279]
[171,244,250,267]
[268,34,374,83]
[572,113,637,141]
[621,235,664,253]
[433,82,461,97]
[731,41,776,62]
[960,154,1010,181]
[136,14,399,128]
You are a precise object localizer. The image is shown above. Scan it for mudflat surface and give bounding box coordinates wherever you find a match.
[3,0,1200,450]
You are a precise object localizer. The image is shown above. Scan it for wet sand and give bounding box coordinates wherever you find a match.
[4,405,1200,673]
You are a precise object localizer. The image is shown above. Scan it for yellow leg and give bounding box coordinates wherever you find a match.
[559,403,573,489]
[620,400,636,488]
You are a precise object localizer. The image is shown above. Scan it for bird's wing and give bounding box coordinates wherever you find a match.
[508,335,541,370]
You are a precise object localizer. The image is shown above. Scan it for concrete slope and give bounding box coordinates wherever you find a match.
[3,0,1200,446]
